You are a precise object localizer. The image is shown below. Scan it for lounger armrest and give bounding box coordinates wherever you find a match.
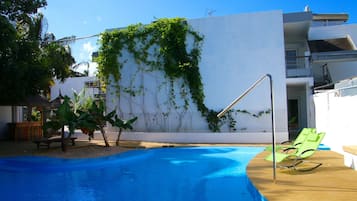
[281,140,293,145]
[300,148,316,156]
[282,147,298,153]
[293,142,302,146]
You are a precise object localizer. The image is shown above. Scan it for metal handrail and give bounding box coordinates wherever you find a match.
[217,74,277,183]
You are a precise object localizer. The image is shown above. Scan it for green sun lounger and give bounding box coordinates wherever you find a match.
[265,132,325,171]
[265,128,317,151]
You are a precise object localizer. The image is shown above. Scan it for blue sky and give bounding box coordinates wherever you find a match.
[41,0,357,75]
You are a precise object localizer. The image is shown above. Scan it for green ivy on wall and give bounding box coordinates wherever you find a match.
[96,18,258,132]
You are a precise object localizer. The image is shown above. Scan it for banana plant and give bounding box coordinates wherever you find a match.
[80,99,115,147]
[72,90,96,140]
[44,96,78,152]
[110,115,138,146]
[45,94,118,149]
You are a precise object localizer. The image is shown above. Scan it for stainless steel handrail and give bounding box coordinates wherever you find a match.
[217,74,277,183]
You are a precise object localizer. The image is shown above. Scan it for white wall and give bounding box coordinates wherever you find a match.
[0,106,12,139]
[118,131,287,144]
[309,24,357,82]
[51,77,98,100]
[314,91,357,154]
[107,10,289,143]
[189,11,287,124]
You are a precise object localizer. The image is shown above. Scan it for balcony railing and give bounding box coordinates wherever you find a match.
[285,55,312,78]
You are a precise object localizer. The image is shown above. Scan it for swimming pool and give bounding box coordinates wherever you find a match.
[0,147,266,201]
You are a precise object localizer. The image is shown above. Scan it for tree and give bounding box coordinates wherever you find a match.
[0,0,75,105]
[0,0,47,21]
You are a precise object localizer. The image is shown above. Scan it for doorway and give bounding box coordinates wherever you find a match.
[287,85,309,140]
[288,99,299,139]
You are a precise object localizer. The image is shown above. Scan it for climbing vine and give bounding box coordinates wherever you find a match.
[96,18,267,132]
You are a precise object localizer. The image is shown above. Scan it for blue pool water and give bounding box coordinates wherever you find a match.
[0,147,266,201]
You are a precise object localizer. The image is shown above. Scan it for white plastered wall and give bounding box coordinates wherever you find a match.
[314,91,357,154]
[0,106,12,139]
[107,10,289,143]
[51,77,98,100]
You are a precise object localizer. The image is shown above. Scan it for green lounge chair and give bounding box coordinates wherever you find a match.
[265,128,317,151]
[265,132,325,171]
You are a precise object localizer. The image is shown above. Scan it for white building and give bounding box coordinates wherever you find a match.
[104,9,357,144]
[106,10,286,143]
[50,76,103,101]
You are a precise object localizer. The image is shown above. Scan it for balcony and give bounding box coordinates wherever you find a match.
[286,68,312,78]
[286,53,312,78]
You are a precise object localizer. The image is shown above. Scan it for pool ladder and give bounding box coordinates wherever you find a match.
[217,74,277,183]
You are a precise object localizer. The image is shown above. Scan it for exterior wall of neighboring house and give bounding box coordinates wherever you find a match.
[0,106,12,139]
[309,24,357,83]
[314,78,357,154]
[0,106,23,139]
[51,77,100,100]
[107,10,289,143]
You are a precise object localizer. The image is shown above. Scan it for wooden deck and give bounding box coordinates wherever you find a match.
[247,150,357,201]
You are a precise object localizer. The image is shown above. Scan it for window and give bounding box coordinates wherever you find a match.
[85,81,99,88]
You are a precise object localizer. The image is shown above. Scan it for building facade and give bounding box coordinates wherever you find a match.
[106,9,357,143]
[106,10,287,143]
[284,11,357,140]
